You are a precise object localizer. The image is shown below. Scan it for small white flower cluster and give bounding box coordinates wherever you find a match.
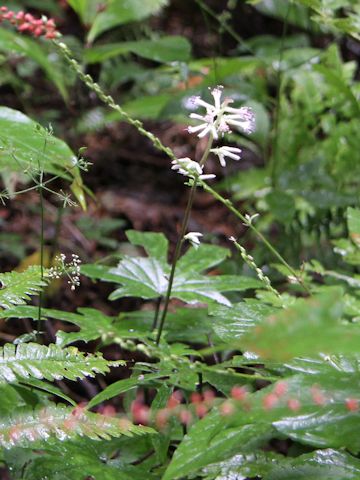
[48,253,81,291]
[171,157,216,181]
[188,86,255,140]
[184,232,203,249]
[172,86,256,184]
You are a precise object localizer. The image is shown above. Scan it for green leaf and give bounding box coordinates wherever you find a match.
[6,436,157,480]
[167,367,360,478]
[126,230,169,264]
[0,405,153,448]
[209,302,276,342]
[1,304,150,346]
[83,232,258,306]
[20,378,77,406]
[240,288,360,360]
[252,0,312,30]
[67,0,101,24]
[0,343,123,383]
[88,0,169,42]
[162,411,272,480]
[85,36,191,63]
[204,449,360,480]
[0,28,68,99]
[0,266,47,309]
[0,108,85,208]
[88,373,163,409]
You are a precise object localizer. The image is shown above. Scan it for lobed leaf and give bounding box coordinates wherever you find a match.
[83,231,260,307]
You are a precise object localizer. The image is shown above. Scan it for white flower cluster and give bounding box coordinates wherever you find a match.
[172,86,256,185]
[188,86,255,140]
[48,253,81,291]
[171,157,216,181]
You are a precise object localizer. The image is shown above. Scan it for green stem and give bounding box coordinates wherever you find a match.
[155,185,196,345]
[37,169,45,339]
[200,180,311,294]
[49,204,64,264]
[152,296,163,331]
[155,136,214,345]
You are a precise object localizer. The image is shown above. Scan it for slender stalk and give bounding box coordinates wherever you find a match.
[37,166,45,339]
[155,137,214,345]
[155,184,196,345]
[200,180,311,294]
[49,204,64,263]
[152,296,163,331]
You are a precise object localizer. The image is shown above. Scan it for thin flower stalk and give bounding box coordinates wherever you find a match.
[229,237,282,299]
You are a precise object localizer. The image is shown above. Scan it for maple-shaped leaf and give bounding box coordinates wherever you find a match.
[82,230,261,306]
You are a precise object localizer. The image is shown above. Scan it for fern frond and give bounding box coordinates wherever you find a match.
[0,405,153,448]
[0,266,47,309]
[0,343,125,383]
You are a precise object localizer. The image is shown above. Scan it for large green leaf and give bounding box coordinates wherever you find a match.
[88,0,169,41]
[240,288,360,360]
[0,343,123,383]
[0,107,85,208]
[0,266,47,309]
[162,411,272,480]
[82,231,260,306]
[85,36,191,63]
[0,28,67,99]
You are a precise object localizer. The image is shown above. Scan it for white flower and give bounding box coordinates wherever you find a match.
[211,146,242,167]
[48,253,81,291]
[171,157,202,176]
[187,86,255,139]
[171,158,216,181]
[184,232,203,249]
